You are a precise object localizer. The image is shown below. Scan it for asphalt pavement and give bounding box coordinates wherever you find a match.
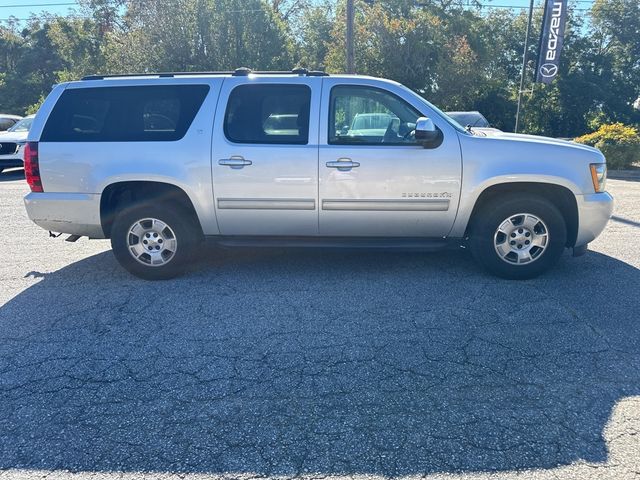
[0,168,639,480]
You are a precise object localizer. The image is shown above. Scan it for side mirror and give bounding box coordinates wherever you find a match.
[414,117,441,147]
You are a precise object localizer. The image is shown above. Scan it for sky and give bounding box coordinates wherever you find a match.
[0,0,596,23]
[0,1,82,22]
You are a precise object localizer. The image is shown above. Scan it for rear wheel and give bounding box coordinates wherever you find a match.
[110,202,201,280]
[469,194,567,279]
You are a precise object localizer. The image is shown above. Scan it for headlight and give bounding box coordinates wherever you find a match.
[590,163,607,193]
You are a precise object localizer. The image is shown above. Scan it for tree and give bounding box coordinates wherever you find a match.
[0,0,638,136]
[104,0,293,73]
[296,1,334,70]
[325,0,443,95]
[0,19,66,114]
[589,0,640,126]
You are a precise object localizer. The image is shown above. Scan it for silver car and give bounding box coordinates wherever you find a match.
[23,69,613,280]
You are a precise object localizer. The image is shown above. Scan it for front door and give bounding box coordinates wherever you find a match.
[211,78,321,235]
[318,80,462,237]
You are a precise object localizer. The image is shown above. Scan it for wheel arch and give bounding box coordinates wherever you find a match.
[465,182,579,248]
[100,181,204,239]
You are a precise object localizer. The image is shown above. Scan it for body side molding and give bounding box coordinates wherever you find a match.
[321,199,449,211]
[217,198,316,210]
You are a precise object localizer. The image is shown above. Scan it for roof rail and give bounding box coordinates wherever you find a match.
[82,71,234,80]
[82,68,329,81]
[232,67,328,77]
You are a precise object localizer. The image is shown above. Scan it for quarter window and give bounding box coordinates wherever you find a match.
[224,84,311,145]
[41,85,209,142]
[329,85,422,145]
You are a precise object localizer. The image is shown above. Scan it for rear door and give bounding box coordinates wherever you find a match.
[211,77,321,235]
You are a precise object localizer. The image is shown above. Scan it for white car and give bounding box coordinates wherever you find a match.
[0,115,34,173]
[0,114,22,132]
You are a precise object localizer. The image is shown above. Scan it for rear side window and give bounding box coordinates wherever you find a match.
[224,84,311,145]
[41,85,210,142]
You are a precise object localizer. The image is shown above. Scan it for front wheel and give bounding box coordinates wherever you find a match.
[110,203,201,280]
[469,194,567,279]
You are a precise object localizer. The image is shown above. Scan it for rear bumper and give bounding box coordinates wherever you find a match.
[24,192,105,238]
[574,191,614,247]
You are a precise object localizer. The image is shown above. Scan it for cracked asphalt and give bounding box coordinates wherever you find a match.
[0,168,639,480]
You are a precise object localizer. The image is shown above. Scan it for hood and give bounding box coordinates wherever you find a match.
[472,129,601,154]
[0,130,28,143]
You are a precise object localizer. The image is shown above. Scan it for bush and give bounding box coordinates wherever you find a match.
[575,123,640,170]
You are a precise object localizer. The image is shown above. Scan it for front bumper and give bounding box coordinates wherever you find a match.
[574,191,614,247]
[0,154,24,169]
[24,192,106,238]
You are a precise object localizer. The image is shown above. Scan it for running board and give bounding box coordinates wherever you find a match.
[209,236,455,251]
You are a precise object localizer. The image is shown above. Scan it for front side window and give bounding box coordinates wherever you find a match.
[329,85,422,145]
[224,84,311,145]
[41,85,209,142]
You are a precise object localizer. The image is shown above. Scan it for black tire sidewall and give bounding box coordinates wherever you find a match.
[470,195,567,280]
[110,203,199,280]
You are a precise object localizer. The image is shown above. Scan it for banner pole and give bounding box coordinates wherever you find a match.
[515,0,535,133]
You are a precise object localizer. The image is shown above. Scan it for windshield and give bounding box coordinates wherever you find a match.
[398,85,469,134]
[447,112,489,128]
[8,117,33,132]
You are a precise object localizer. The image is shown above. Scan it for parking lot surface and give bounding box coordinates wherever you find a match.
[0,169,639,480]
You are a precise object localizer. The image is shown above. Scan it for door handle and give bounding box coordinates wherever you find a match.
[219,156,252,168]
[326,158,360,171]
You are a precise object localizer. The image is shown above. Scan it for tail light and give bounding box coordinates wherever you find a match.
[24,142,43,192]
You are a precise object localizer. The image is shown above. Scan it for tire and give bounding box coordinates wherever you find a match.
[110,202,201,280]
[469,194,567,280]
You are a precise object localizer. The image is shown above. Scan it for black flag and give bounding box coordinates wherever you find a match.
[536,0,568,84]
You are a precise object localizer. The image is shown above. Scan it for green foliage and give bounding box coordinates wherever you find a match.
[0,0,638,137]
[104,0,293,73]
[25,95,45,115]
[575,123,640,169]
[296,2,334,70]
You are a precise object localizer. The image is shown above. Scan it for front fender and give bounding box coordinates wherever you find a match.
[449,175,581,238]
[449,133,594,238]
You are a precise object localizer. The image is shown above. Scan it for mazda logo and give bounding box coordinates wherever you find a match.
[540,63,559,78]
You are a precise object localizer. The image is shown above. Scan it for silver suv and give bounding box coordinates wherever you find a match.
[23,68,613,280]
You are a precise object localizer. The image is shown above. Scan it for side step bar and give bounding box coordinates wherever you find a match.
[210,235,456,251]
